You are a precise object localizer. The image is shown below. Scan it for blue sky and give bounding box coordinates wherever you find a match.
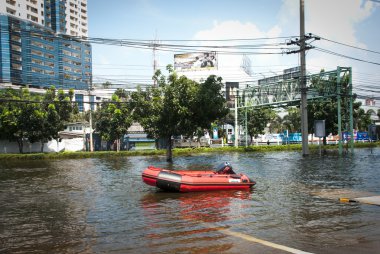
[88,0,380,97]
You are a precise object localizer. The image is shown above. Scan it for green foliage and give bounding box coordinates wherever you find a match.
[353,103,372,131]
[130,66,228,162]
[246,107,276,138]
[102,81,112,89]
[0,87,78,153]
[308,70,374,134]
[0,88,41,152]
[0,142,378,161]
[95,90,133,152]
[268,115,285,133]
[282,107,301,133]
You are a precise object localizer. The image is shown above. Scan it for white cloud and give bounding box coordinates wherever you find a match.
[187,20,289,82]
[306,0,374,47]
[279,0,376,75]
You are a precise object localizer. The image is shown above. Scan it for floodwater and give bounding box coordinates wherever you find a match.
[0,148,379,254]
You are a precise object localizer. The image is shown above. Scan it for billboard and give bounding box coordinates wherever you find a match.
[174,52,218,71]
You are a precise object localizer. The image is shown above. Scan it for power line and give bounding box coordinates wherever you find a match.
[314,47,380,66]
[317,35,380,55]
[4,27,292,55]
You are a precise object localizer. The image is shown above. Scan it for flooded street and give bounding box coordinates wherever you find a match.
[0,148,379,253]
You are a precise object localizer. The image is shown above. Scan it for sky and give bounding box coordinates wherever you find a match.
[88,0,380,99]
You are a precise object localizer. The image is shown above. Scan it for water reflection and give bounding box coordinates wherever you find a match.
[0,149,379,253]
[140,190,254,253]
[0,159,98,253]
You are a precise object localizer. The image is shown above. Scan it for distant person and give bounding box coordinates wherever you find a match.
[201,53,215,68]
[209,55,216,67]
[193,56,203,68]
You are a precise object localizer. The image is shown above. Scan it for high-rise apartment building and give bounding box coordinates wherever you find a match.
[0,0,91,90]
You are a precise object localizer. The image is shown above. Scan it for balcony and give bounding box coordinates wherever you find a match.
[12,63,22,71]
[31,67,44,74]
[11,35,21,43]
[11,44,22,52]
[11,55,22,63]
[6,0,16,6]
[27,14,39,23]
[31,49,43,57]
[70,23,78,29]
[27,5,38,14]
[45,53,55,60]
[6,7,16,15]
[31,58,43,66]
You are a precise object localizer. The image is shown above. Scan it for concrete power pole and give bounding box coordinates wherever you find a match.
[300,0,309,156]
[153,42,157,87]
[152,34,159,87]
[88,75,94,152]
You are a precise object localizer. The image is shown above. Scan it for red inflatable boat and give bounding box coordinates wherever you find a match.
[142,162,256,192]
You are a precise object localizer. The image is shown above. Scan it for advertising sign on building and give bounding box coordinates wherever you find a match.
[174,52,218,71]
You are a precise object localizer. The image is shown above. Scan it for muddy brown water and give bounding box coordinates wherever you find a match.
[0,148,379,253]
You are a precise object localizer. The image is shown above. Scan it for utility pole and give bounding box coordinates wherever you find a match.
[234,94,239,148]
[152,34,159,87]
[153,42,157,87]
[88,75,94,152]
[300,0,309,156]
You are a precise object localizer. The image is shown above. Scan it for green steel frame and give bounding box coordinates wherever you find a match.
[235,67,353,155]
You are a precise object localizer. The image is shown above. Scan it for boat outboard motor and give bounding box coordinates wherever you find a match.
[216,162,236,174]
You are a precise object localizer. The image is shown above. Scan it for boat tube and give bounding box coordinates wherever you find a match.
[142,162,256,192]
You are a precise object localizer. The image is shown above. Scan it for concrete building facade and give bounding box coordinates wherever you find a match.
[0,0,91,90]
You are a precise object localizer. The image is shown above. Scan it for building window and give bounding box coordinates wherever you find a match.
[75,94,84,112]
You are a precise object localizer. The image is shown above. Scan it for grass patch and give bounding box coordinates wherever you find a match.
[0,142,378,161]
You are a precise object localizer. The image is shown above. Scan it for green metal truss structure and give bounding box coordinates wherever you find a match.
[235,66,353,155]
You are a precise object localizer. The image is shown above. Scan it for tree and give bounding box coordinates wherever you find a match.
[0,88,36,153]
[95,91,133,152]
[190,75,229,145]
[353,105,372,131]
[246,107,276,138]
[130,65,228,162]
[26,103,47,152]
[268,114,285,134]
[308,70,374,144]
[39,87,77,151]
[0,87,77,153]
[102,81,112,89]
[307,98,337,144]
[283,107,301,133]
